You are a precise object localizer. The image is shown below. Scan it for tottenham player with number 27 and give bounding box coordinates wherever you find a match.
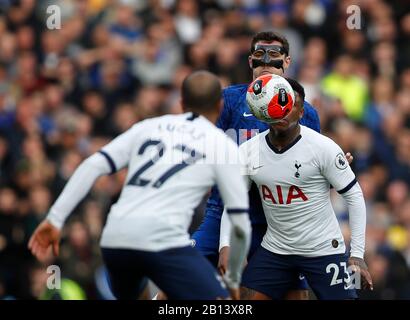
[191,31,353,300]
[220,76,373,300]
[28,71,251,300]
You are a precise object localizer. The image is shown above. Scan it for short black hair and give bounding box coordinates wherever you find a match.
[181,71,221,112]
[285,78,305,104]
[250,31,289,55]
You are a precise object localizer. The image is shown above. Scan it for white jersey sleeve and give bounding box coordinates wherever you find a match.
[218,142,252,251]
[47,123,146,229]
[47,153,112,229]
[320,138,366,258]
[213,136,251,288]
[213,138,250,212]
[320,139,356,192]
[99,121,148,173]
[341,183,366,258]
[219,207,231,250]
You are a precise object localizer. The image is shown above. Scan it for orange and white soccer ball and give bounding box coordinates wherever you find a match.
[246,74,295,123]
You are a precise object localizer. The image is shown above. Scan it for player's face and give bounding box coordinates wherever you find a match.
[249,40,291,79]
[269,92,304,133]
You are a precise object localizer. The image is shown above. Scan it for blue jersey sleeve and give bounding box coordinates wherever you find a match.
[301,101,321,133]
[216,90,232,130]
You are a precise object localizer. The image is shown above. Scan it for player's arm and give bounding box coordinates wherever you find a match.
[28,124,141,261]
[218,176,252,253]
[321,141,373,290]
[339,183,372,289]
[214,140,251,299]
[216,88,232,130]
[217,144,252,276]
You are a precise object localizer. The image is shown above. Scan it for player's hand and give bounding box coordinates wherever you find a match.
[28,220,61,262]
[345,152,353,165]
[348,257,373,290]
[228,287,240,300]
[221,272,241,300]
[218,246,248,275]
[218,246,230,275]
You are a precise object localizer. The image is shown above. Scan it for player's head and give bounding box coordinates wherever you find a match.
[181,70,222,122]
[249,31,291,80]
[269,77,304,135]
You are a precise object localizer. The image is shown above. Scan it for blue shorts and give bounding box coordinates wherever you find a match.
[192,217,269,260]
[101,246,229,300]
[192,215,220,257]
[242,246,357,300]
[192,218,308,291]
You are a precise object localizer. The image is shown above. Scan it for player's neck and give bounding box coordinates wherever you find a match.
[184,110,218,124]
[199,111,219,125]
[268,125,301,151]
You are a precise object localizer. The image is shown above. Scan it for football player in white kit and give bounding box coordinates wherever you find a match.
[219,78,373,300]
[28,71,251,300]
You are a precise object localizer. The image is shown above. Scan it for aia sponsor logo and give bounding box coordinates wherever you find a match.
[261,184,308,204]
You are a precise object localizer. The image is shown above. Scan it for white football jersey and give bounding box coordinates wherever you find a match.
[240,125,357,257]
[99,112,248,251]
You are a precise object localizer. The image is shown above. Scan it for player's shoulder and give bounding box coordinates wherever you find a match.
[302,100,319,120]
[301,125,327,141]
[303,100,317,112]
[222,83,248,100]
[129,113,192,132]
[301,125,341,152]
[155,113,187,123]
[127,117,153,131]
[143,113,199,125]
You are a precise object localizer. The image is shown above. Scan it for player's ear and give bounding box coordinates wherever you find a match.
[283,55,291,70]
[217,98,223,114]
[299,103,304,120]
[180,98,188,113]
[248,55,253,69]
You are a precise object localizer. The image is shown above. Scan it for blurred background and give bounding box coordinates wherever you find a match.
[0,0,409,300]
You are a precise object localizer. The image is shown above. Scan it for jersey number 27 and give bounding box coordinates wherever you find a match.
[127,139,205,188]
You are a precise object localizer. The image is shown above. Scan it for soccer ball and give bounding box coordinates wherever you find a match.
[246,74,295,123]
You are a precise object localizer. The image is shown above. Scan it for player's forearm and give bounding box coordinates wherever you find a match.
[224,212,251,288]
[342,183,366,259]
[219,208,231,251]
[47,153,111,229]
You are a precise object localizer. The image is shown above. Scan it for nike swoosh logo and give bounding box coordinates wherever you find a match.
[252,165,263,170]
[243,112,254,117]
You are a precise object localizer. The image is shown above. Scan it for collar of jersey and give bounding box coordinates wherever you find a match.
[186,112,200,121]
[265,133,302,154]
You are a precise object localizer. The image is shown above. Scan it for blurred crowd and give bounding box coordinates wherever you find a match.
[0,0,409,300]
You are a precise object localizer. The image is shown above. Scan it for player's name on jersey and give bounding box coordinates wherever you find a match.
[158,122,206,141]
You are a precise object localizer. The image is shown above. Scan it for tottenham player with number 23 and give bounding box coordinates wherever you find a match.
[220,77,373,300]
